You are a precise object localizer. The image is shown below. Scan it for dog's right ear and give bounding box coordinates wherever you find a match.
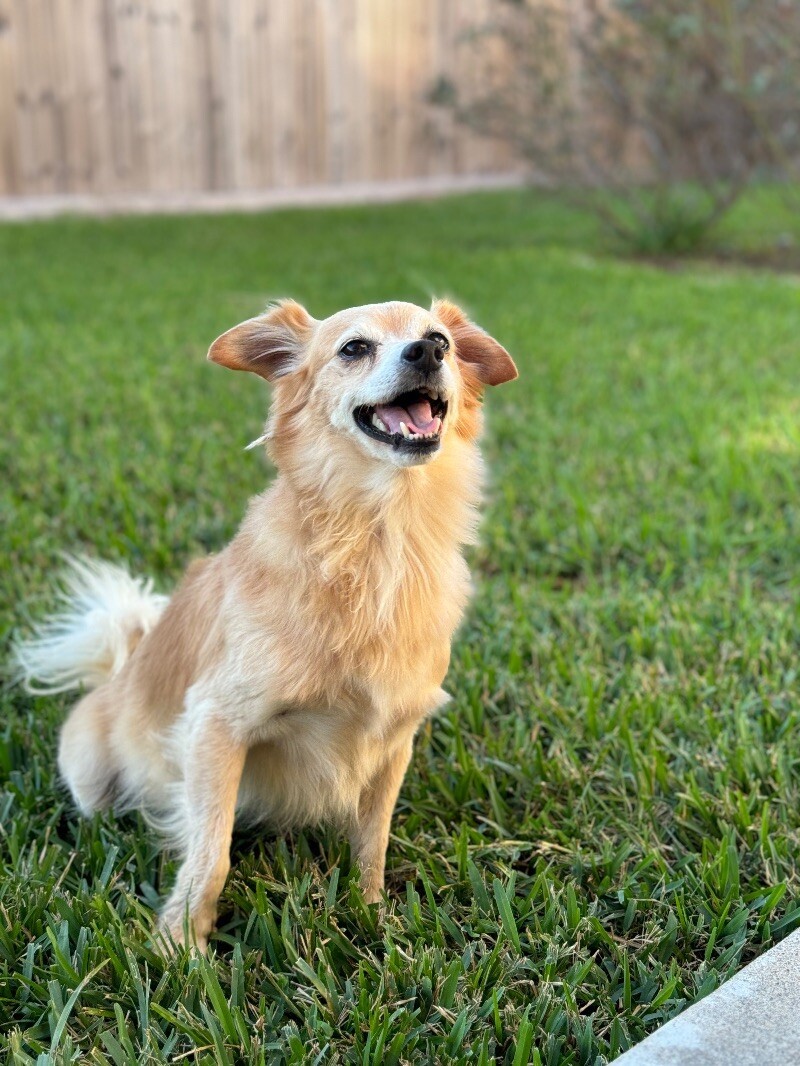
[431,298,517,387]
[208,300,315,381]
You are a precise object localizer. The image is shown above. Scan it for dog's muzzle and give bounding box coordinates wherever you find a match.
[353,373,449,454]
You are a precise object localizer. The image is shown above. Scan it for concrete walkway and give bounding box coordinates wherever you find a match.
[0,173,527,222]
[614,929,800,1065]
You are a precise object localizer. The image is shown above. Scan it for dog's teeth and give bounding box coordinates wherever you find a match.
[399,421,411,438]
[372,413,388,432]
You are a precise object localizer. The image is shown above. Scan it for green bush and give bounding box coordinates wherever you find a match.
[435,0,800,254]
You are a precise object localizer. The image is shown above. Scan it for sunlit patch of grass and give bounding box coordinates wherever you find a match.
[2,186,800,1063]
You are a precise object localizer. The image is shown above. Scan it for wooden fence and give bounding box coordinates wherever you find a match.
[0,0,525,198]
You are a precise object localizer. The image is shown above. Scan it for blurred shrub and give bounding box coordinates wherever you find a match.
[433,0,800,253]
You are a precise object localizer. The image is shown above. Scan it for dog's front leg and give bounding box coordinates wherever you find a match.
[159,716,247,953]
[350,737,414,904]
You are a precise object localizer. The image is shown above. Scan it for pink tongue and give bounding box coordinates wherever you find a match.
[375,398,437,435]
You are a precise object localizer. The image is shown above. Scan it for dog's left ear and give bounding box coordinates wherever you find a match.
[208,300,315,381]
[431,299,518,386]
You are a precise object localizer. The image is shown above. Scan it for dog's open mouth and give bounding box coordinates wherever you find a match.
[354,388,448,451]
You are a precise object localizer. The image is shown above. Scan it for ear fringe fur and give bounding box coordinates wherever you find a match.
[208,300,315,382]
[430,297,518,386]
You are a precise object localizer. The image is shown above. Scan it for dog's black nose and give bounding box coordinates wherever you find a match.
[401,338,444,374]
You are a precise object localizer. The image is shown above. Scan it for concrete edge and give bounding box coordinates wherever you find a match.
[0,172,528,222]
[613,929,800,1066]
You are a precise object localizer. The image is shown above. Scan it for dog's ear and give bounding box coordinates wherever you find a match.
[431,298,518,386]
[208,300,315,381]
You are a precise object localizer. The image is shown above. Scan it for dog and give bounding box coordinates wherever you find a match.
[15,298,517,951]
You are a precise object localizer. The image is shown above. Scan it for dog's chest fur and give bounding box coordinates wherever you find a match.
[227,486,473,827]
[133,442,481,832]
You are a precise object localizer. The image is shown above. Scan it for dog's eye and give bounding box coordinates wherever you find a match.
[427,331,450,352]
[339,339,374,360]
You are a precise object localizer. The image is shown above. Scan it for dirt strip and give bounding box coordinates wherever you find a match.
[0,173,528,222]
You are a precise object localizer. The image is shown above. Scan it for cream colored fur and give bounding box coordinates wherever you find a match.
[15,298,517,952]
[14,556,168,696]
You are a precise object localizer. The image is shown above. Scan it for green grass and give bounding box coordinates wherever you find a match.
[2,186,800,1064]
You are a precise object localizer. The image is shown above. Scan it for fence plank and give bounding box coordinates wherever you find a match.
[0,2,20,193]
[1,0,525,198]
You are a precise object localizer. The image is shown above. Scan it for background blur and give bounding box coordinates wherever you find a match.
[1,0,796,255]
[0,0,519,198]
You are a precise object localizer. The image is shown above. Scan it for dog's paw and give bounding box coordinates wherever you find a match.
[157,906,211,956]
[156,920,209,956]
[360,880,385,907]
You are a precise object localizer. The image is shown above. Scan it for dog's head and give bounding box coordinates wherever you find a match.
[208,299,517,471]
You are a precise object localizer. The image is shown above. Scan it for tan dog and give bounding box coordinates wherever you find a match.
[15,299,517,951]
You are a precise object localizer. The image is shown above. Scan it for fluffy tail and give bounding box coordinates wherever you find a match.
[13,556,169,694]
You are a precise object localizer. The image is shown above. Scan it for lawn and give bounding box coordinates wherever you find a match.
[2,187,800,1064]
